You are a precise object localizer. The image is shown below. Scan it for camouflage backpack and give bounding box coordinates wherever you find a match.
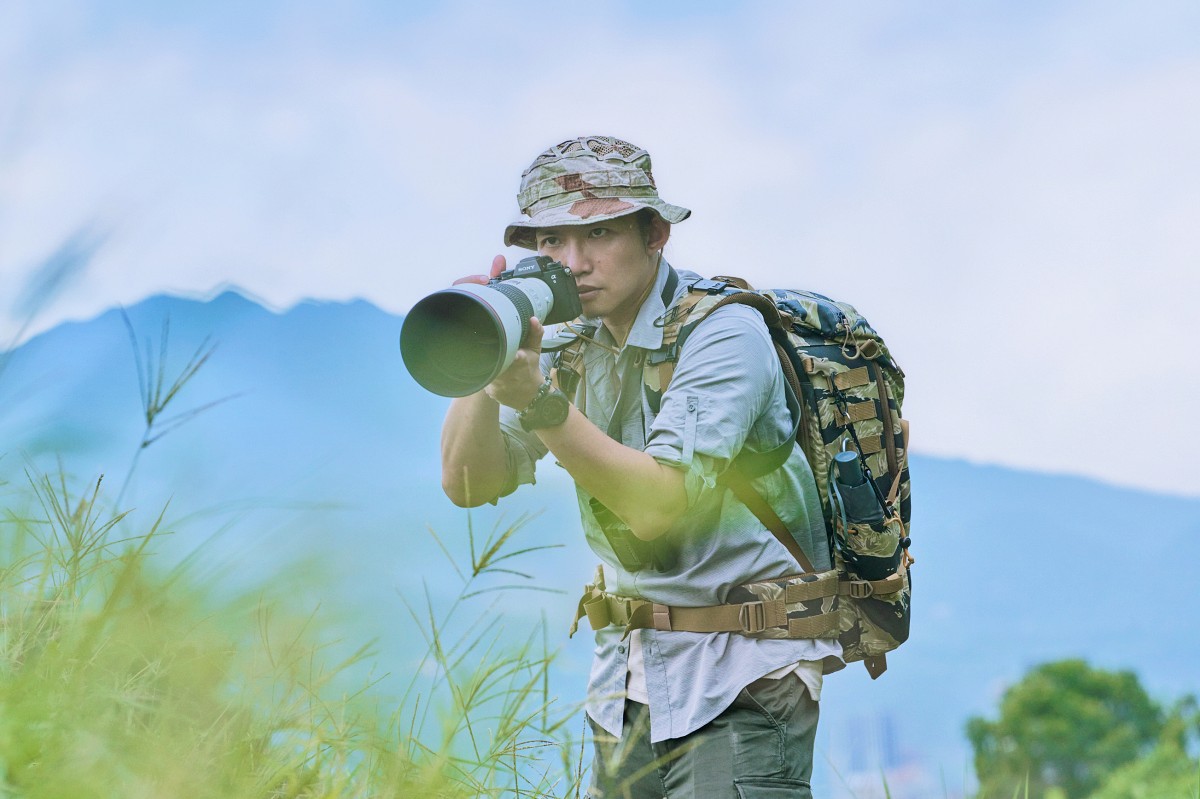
[555,272,912,678]
[649,275,912,677]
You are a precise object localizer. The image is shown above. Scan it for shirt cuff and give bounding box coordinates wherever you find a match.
[650,452,720,510]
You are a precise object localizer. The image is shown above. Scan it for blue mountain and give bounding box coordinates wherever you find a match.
[2,290,1196,794]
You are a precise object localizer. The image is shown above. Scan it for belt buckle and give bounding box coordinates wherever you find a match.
[617,596,634,622]
[738,600,767,634]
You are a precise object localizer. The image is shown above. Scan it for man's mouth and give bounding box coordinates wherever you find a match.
[576,286,599,299]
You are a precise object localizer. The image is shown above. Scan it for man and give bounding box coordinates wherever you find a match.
[440,136,839,798]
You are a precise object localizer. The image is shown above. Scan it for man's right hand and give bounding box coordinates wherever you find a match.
[452,254,507,287]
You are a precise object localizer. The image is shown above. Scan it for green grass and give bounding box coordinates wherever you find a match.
[0,470,585,798]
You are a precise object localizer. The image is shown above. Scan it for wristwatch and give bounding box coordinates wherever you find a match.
[518,378,571,431]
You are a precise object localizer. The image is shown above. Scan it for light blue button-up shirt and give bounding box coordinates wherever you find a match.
[498,259,841,743]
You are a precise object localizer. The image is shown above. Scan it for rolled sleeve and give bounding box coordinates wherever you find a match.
[643,304,781,508]
[497,406,549,497]
[492,351,554,498]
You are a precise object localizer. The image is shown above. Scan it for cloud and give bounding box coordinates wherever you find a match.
[1,0,1197,494]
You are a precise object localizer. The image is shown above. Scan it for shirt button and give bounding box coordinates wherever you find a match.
[617,645,626,654]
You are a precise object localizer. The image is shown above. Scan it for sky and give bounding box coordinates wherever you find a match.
[2,0,1198,496]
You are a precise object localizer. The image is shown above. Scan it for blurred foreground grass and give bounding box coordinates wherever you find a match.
[0,470,582,798]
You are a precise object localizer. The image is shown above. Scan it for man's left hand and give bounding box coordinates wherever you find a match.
[484,316,546,411]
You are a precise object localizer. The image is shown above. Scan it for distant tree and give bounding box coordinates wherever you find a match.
[1088,740,1198,799]
[1089,696,1200,799]
[966,659,1164,798]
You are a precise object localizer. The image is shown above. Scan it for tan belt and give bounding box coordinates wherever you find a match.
[569,570,903,640]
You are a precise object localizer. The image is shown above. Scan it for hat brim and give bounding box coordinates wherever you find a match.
[503,197,691,249]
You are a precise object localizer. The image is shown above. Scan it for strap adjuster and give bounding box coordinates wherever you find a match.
[738,600,768,633]
[609,596,635,625]
[849,580,875,599]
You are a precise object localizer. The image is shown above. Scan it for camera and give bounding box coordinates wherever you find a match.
[400,256,582,397]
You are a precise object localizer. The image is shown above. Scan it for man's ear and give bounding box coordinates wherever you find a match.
[646,214,671,252]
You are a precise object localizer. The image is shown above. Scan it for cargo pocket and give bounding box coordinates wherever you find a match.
[734,777,812,798]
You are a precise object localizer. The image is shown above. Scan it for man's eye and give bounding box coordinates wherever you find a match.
[588,227,608,238]
[539,236,560,247]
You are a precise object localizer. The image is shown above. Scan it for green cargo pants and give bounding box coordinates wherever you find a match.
[585,673,818,799]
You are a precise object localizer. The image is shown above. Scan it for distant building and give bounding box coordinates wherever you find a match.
[830,712,947,799]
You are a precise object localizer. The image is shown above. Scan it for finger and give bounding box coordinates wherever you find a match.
[524,316,544,352]
[452,274,488,286]
[490,254,507,279]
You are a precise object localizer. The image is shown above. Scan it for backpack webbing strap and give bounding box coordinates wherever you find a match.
[833,367,871,390]
[653,291,712,392]
[632,597,841,639]
[569,568,899,638]
[572,584,841,639]
[652,287,804,480]
[568,568,898,656]
[654,279,781,397]
[869,360,900,483]
[720,467,816,574]
[551,327,594,397]
[887,419,911,506]
[839,571,905,598]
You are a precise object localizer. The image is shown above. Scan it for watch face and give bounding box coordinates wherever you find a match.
[521,388,570,430]
[541,391,570,425]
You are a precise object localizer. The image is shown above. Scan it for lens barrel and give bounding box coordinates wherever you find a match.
[400,277,555,397]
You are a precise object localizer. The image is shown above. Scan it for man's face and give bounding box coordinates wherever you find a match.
[534,216,657,322]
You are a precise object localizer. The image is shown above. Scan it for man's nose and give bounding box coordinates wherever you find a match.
[560,239,589,274]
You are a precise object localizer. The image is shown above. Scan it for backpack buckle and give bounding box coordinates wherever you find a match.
[738,601,768,633]
[609,595,637,625]
[691,279,729,294]
[646,342,679,366]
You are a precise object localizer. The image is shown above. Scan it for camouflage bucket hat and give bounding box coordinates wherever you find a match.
[503,136,691,249]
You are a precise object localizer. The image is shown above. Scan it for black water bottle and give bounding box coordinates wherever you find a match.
[833,450,884,525]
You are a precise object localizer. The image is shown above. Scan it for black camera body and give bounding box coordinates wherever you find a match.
[493,256,582,326]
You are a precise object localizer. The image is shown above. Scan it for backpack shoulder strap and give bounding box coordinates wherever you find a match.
[647,279,802,473]
[645,275,814,572]
[549,321,596,397]
[647,278,740,401]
